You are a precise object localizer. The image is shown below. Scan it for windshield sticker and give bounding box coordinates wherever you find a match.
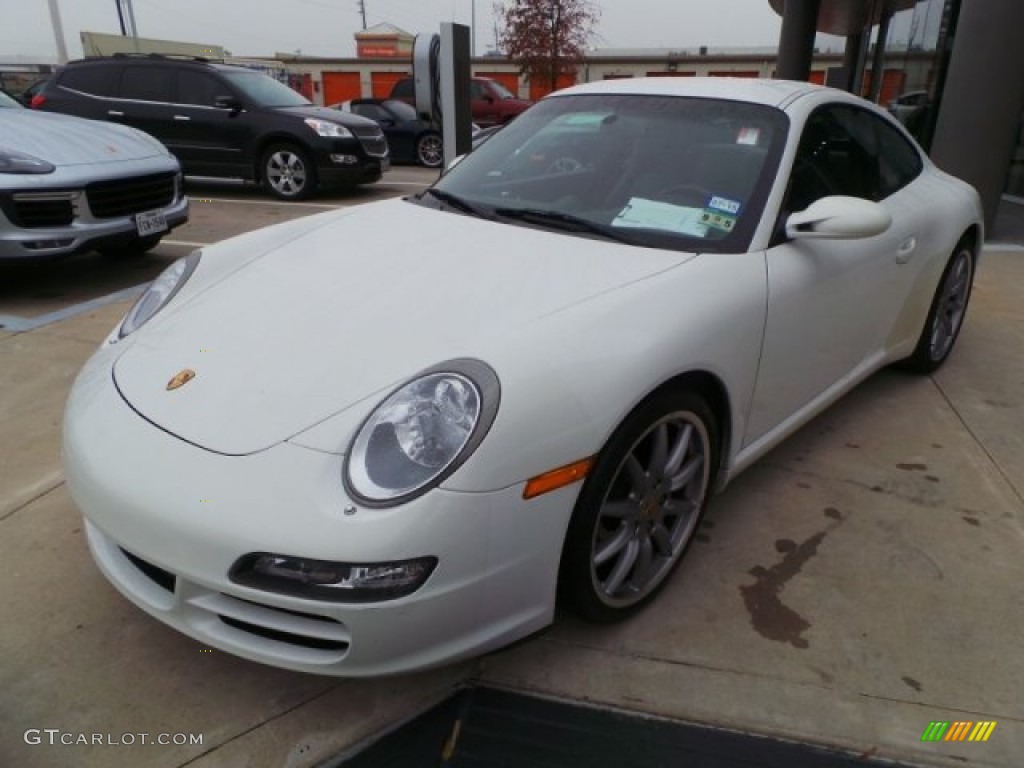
[699,209,737,233]
[737,127,761,145]
[707,196,741,215]
[613,198,709,237]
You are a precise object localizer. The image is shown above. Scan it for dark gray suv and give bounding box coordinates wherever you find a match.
[35,55,389,200]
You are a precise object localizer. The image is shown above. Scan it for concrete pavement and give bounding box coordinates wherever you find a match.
[1,243,1021,766]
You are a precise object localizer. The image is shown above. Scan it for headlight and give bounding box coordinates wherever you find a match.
[118,250,201,339]
[344,359,500,506]
[304,118,353,139]
[0,146,54,174]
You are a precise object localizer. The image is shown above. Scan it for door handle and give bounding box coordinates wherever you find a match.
[107,110,124,117]
[173,115,191,121]
[896,236,916,263]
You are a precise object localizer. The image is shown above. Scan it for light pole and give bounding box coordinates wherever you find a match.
[47,0,69,63]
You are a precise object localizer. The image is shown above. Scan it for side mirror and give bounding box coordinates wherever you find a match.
[786,196,892,240]
[214,95,242,112]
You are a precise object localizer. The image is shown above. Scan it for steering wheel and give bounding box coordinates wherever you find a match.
[547,156,585,174]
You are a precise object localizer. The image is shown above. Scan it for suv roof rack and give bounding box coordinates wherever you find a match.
[109,52,223,64]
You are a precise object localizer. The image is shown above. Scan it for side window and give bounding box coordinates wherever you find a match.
[470,81,487,100]
[874,116,924,196]
[59,67,116,97]
[787,106,882,210]
[120,67,173,103]
[176,71,228,107]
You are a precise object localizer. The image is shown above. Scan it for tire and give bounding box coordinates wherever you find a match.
[415,132,443,168]
[559,390,720,623]
[261,144,317,200]
[901,239,975,374]
[98,234,162,259]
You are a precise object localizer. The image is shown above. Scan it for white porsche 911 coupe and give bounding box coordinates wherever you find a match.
[64,78,982,676]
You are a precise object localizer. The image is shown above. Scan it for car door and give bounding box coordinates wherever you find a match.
[164,70,251,177]
[113,65,176,142]
[745,104,923,444]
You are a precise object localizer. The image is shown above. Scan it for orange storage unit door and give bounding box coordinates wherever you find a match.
[808,70,826,85]
[371,71,408,99]
[477,71,520,96]
[529,73,576,101]
[323,72,361,105]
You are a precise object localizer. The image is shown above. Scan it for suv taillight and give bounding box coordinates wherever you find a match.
[30,94,46,109]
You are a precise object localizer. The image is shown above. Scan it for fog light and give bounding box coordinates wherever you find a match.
[24,239,74,250]
[330,153,359,165]
[229,553,437,602]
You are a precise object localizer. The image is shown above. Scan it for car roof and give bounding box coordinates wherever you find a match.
[550,76,822,109]
[60,55,248,74]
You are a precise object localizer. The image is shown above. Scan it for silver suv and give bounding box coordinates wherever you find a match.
[0,91,187,260]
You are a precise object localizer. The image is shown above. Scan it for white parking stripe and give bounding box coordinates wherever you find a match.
[163,239,212,248]
[188,197,344,209]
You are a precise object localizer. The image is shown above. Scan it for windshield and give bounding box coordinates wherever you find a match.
[383,99,418,121]
[424,94,787,253]
[224,71,311,108]
[490,80,516,100]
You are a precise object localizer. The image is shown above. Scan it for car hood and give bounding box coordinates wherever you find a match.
[112,199,693,455]
[272,104,380,130]
[0,109,168,165]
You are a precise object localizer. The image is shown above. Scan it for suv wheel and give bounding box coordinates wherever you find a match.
[416,132,443,168]
[262,144,317,200]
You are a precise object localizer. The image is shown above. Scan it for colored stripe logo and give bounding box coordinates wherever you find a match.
[921,721,996,742]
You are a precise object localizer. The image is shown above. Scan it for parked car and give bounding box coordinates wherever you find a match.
[331,98,443,168]
[34,55,388,200]
[887,89,929,124]
[390,75,532,127]
[19,78,48,107]
[0,89,187,260]
[64,77,981,676]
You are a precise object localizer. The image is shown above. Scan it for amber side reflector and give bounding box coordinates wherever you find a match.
[523,457,594,500]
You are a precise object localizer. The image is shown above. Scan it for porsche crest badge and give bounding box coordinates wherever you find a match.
[166,369,196,391]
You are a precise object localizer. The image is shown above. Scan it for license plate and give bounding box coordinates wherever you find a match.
[136,209,168,237]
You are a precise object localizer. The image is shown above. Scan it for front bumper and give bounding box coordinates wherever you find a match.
[0,183,188,260]
[63,345,573,676]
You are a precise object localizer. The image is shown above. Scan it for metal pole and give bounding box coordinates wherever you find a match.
[776,0,821,81]
[869,0,895,103]
[115,0,127,35]
[46,0,69,63]
[123,0,139,38]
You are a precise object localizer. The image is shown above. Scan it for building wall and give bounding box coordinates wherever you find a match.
[265,51,934,107]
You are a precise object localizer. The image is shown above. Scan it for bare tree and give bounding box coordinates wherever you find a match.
[495,0,599,93]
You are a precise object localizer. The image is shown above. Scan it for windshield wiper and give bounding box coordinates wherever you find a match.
[493,207,638,245]
[423,188,495,220]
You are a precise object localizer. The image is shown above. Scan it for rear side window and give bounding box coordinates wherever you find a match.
[874,117,924,197]
[120,66,173,103]
[58,66,116,97]
[390,79,413,99]
[176,71,228,107]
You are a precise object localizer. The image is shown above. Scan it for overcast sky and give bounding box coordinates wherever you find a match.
[7,0,932,61]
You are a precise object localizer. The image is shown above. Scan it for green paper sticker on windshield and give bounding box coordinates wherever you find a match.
[700,209,737,232]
